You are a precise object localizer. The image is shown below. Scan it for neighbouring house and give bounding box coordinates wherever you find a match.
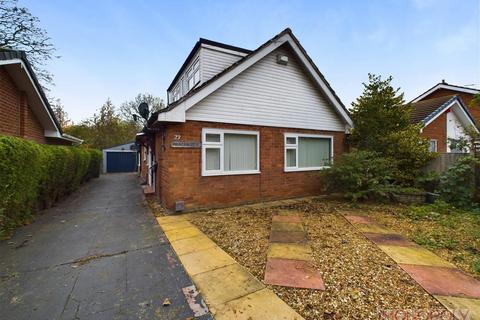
[102,141,138,173]
[411,95,478,153]
[0,49,82,145]
[136,28,353,211]
[412,80,480,124]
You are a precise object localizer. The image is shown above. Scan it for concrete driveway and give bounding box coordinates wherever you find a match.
[0,173,210,320]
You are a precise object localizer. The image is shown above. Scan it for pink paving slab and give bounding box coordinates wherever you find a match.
[264,258,325,290]
[272,215,302,223]
[344,215,375,224]
[400,264,480,299]
[363,233,418,247]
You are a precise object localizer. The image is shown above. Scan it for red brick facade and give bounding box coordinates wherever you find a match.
[143,120,347,211]
[420,112,447,152]
[0,67,46,143]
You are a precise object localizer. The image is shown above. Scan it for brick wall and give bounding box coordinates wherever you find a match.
[0,67,46,143]
[0,68,21,136]
[422,89,478,124]
[154,120,347,211]
[421,112,446,152]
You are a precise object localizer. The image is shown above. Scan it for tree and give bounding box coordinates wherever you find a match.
[350,74,432,184]
[51,99,71,129]
[350,74,412,151]
[65,99,138,150]
[0,0,57,89]
[119,93,165,126]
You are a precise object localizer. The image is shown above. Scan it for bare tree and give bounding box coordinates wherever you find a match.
[0,0,57,89]
[51,99,71,129]
[119,93,165,126]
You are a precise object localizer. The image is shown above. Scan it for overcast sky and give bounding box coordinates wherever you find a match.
[22,0,480,123]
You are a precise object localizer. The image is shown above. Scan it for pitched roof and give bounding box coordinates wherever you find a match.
[410,95,456,123]
[155,28,352,127]
[411,81,480,103]
[166,38,252,92]
[0,48,63,134]
[410,95,478,131]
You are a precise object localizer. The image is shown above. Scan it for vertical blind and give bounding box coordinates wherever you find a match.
[298,137,330,167]
[224,134,257,171]
[205,148,220,170]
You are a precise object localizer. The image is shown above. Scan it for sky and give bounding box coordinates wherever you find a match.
[21,0,480,123]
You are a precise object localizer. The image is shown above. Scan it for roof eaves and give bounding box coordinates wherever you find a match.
[0,49,63,134]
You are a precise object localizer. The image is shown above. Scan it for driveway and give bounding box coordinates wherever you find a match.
[0,173,210,320]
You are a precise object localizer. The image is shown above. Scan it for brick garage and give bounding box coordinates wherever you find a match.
[146,121,346,211]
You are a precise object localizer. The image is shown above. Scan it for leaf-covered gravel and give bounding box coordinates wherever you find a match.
[185,199,449,320]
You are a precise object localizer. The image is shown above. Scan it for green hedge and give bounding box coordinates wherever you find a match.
[0,135,102,237]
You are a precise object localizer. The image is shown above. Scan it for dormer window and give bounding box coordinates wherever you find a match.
[186,59,200,91]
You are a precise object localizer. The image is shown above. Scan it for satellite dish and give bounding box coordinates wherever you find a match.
[138,102,149,120]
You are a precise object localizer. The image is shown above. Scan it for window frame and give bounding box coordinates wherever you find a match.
[202,128,260,177]
[284,133,334,172]
[429,139,438,153]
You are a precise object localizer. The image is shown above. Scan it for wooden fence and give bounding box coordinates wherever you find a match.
[422,153,468,173]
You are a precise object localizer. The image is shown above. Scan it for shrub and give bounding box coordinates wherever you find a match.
[0,135,102,237]
[437,156,480,208]
[321,150,400,201]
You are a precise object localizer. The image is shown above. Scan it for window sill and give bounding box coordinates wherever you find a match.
[284,166,330,172]
[202,170,260,177]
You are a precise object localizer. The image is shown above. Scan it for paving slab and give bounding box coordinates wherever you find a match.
[270,230,307,244]
[400,265,480,298]
[363,233,419,247]
[192,263,265,308]
[161,220,195,231]
[264,258,325,290]
[380,245,455,268]
[213,288,303,320]
[170,235,217,256]
[156,215,187,225]
[344,215,375,224]
[178,246,236,276]
[267,243,312,261]
[272,215,302,223]
[164,226,203,241]
[357,224,397,234]
[434,296,480,320]
[271,222,304,232]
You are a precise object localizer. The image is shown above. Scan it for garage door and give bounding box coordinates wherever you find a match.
[106,152,137,173]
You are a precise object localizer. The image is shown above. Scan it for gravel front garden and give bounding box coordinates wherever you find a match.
[181,198,452,319]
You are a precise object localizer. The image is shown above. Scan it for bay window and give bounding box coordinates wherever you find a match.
[284,134,333,171]
[202,129,259,176]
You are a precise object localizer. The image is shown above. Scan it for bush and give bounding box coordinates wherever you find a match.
[0,135,102,237]
[437,156,480,208]
[321,150,401,201]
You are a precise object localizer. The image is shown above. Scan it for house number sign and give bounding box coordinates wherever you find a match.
[171,141,202,148]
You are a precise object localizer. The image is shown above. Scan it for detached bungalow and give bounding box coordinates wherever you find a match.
[411,81,479,153]
[137,28,353,211]
[0,49,82,145]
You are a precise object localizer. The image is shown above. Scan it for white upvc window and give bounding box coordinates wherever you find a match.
[186,59,200,91]
[284,133,333,172]
[202,128,260,176]
[429,139,438,152]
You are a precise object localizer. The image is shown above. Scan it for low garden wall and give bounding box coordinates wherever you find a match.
[0,135,102,237]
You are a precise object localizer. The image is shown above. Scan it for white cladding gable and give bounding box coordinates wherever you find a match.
[201,47,244,83]
[186,46,345,132]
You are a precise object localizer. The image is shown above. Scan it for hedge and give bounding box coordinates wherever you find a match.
[0,135,102,237]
